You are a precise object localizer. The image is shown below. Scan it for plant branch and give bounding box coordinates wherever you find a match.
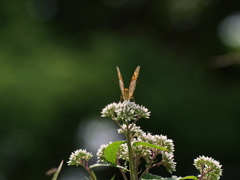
[139,161,164,179]
[117,159,128,180]
[126,123,138,180]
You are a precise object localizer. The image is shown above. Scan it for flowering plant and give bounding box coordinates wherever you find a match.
[67,101,223,180]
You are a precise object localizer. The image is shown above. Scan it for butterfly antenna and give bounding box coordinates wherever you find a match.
[113,79,119,84]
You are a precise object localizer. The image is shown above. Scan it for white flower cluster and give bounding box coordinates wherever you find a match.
[136,131,175,154]
[68,149,93,166]
[194,155,223,180]
[136,128,176,172]
[151,134,175,153]
[96,142,112,163]
[96,124,176,173]
[162,151,176,173]
[101,101,150,122]
[118,123,143,136]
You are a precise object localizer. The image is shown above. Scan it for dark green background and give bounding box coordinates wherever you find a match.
[1,0,239,179]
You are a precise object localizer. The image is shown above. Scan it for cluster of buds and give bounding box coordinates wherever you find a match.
[194,156,223,180]
[68,149,93,166]
[101,101,150,122]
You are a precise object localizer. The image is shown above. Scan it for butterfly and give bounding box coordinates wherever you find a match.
[116,66,140,101]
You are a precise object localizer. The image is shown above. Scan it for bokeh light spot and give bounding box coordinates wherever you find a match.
[76,117,124,161]
[219,12,240,48]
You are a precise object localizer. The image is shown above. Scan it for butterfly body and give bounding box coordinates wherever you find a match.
[116,66,140,101]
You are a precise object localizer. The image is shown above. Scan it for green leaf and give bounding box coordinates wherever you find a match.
[104,141,126,164]
[141,173,179,180]
[90,163,129,171]
[133,142,168,151]
[180,176,198,180]
[52,160,63,180]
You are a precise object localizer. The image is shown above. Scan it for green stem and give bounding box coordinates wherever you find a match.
[83,163,97,180]
[126,125,138,180]
[139,161,164,179]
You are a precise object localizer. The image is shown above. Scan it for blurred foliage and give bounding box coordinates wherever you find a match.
[1,0,240,180]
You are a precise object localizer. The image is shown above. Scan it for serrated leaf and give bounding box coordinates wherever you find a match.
[141,173,179,180]
[180,176,198,180]
[104,141,126,164]
[133,142,168,151]
[89,163,129,171]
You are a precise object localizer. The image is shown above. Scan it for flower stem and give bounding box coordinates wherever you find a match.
[139,161,164,179]
[83,163,97,180]
[125,124,138,180]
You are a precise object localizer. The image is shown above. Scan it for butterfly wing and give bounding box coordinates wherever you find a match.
[128,66,140,99]
[116,66,125,96]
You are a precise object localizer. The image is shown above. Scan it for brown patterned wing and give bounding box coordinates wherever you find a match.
[128,66,140,99]
[116,66,125,96]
